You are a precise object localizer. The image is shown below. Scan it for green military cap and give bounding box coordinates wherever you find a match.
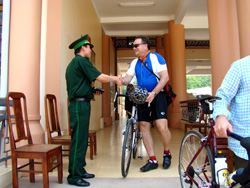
[69,34,94,50]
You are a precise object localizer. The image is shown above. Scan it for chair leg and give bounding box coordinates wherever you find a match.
[57,152,63,184]
[185,125,187,133]
[227,150,234,173]
[94,134,97,155]
[42,157,49,188]
[90,135,93,160]
[12,158,19,188]
[29,159,35,182]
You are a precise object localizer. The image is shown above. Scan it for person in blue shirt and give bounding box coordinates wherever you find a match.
[121,36,172,172]
[213,55,250,170]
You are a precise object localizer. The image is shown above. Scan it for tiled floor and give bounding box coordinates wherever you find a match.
[5,116,186,187]
[73,116,185,178]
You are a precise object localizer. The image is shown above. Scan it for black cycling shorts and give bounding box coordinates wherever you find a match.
[138,92,167,122]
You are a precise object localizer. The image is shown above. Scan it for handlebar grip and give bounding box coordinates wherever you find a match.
[113,92,118,109]
[227,130,243,141]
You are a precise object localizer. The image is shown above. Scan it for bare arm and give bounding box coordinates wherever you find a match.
[96,73,121,85]
[121,74,133,85]
[214,115,234,138]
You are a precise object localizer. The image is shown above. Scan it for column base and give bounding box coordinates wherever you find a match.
[168,111,181,129]
[104,116,112,126]
[29,120,45,144]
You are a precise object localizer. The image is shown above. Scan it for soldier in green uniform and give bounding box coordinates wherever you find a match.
[66,34,120,186]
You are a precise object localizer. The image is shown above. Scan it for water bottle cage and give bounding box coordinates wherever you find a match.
[216,168,229,184]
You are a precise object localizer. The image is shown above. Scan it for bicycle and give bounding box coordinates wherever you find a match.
[113,84,148,177]
[179,95,250,188]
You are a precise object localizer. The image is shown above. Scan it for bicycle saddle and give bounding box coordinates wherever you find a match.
[196,95,221,114]
[197,95,221,102]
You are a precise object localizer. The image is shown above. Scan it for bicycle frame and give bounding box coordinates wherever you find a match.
[114,92,138,144]
[185,116,218,187]
[180,95,250,188]
[130,105,138,149]
[114,91,142,177]
[183,96,226,187]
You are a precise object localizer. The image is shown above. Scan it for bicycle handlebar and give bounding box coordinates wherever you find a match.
[195,95,250,186]
[227,130,243,141]
[113,91,128,110]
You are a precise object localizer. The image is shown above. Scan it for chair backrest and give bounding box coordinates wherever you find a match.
[6,92,33,150]
[44,94,62,143]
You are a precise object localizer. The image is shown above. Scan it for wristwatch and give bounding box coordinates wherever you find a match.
[152,91,157,97]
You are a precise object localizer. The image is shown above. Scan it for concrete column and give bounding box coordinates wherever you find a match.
[44,0,61,106]
[168,20,187,129]
[163,34,172,82]
[155,36,164,57]
[207,0,240,94]
[39,0,62,133]
[8,0,44,144]
[102,35,112,126]
[236,0,250,58]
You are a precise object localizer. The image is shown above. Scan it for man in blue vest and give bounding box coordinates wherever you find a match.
[121,36,172,172]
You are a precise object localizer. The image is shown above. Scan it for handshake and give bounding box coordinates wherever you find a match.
[115,76,123,86]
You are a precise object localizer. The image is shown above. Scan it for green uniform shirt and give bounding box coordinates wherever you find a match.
[66,55,101,100]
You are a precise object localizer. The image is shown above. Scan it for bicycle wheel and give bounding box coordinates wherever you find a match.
[179,130,216,188]
[121,119,133,177]
[133,123,140,159]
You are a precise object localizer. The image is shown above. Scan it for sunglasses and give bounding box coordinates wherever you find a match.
[132,43,145,48]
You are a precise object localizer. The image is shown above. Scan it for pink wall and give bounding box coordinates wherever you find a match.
[45,0,61,99]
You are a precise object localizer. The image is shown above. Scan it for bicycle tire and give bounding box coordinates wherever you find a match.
[179,130,216,188]
[133,123,140,159]
[121,119,133,177]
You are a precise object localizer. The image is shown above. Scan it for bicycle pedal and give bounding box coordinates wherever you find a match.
[138,156,143,159]
[184,178,192,184]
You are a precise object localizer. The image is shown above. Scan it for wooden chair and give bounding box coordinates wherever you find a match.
[67,99,97,159]
[184,107,208,136]
[88,130,97,160]
[6,92,62,188]
[44,94,71,156]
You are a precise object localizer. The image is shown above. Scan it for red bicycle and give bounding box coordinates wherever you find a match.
[179,95,250,188]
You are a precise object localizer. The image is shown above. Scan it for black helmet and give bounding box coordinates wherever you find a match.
[130,86,148,104]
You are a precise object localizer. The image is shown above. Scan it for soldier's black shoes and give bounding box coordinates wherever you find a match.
[72,179,90,187]
[82,172,95,179]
